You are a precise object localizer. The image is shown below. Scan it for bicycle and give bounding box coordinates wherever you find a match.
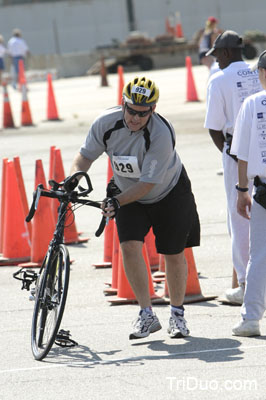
[13,171,106,361]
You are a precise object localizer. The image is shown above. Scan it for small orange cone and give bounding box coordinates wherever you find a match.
[0,158,9,254]
[153,254,166,282]
[48,145,59,221]
[93,158,114,267]
[1,160,31,264]
[165,16,175,36]
[13,156,32,241]
[103,225,120,295]
[100,57,108,87]
[21,82,33,126]
[52,148,89,244]
[184,248,202,296]
[29,159,56,265]
[160,248,216,304]
[47,73,61,121]
[175,12,184,38]
[2,83,15,128]
[49,145,56,182]
[186,56,199,102]
[117,65,124,105]
[144,229,159,269]
[18,59,27,90]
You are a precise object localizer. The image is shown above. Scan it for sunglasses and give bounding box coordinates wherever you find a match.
[125,103,152,117]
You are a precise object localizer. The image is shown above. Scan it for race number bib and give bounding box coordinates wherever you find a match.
[112,155,141,178]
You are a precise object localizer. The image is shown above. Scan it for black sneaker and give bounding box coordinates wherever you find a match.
[167,312,190,338]
[129,310,162,340]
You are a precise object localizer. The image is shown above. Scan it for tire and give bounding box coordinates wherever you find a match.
[31,244,70,361]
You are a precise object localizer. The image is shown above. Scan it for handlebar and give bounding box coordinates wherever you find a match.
[26,171,106,237]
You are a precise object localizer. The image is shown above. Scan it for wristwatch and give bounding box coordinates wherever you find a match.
[235,184,248,192]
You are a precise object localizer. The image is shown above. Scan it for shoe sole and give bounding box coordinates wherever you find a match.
[167,329,190,339]
[225,298,243,305]
[232,330,261,337]
[129,322,162,340]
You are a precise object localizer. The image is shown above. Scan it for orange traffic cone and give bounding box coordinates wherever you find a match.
[1,160,31,265]
[21,82,33,126]
[144,228,159,269]
[28,159,55,266]
[100,57,108,87]
[52,147,89,244]
[92,158,113,267]
[165,16,175,36]
[48,145,59,221]
[152,254,166,281]
[103,225,120,295]
[46,73,61,121]
[13,156,32,241]
[175,12,184,38]
[117,65,124,105]
[160,248,216,304]
[186,56,199,102]
[49,145,56,182]
[2,83,15,128]
[184,248,202,297]
[0,158,8,254]
[18,59,27,90]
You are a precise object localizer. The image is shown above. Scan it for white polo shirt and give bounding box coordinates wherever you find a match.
[7,37,28,57]
[231,90,266,179]
[204,61,262,137]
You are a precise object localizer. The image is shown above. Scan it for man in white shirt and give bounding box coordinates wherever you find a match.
[231,50,266,336]
[204,31,262,304]
[7,28,30,89]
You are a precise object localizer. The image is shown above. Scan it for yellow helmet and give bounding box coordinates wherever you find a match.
[123,76,159,107]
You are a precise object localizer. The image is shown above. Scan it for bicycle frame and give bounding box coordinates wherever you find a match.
[14,171,106,361]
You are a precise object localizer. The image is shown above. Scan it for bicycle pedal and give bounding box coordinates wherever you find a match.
[55,329,78,348]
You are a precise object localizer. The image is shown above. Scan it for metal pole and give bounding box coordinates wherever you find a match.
[126,0,136,32]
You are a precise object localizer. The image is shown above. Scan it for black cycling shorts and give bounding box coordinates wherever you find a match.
[115,166,200,254]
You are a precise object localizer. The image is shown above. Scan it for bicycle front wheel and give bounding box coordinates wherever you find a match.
[31,244,70,361]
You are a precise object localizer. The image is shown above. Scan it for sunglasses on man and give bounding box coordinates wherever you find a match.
[125,102,152,118]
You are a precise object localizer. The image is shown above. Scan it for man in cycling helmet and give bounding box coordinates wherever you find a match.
[69,76,200,339]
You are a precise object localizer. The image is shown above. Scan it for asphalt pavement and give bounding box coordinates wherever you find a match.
[0,64,266,400]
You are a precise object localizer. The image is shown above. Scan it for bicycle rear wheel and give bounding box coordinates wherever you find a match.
[31,244,70,361]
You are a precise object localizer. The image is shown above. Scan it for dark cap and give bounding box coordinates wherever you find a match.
[251,50,266,71]
[206,30,243,56]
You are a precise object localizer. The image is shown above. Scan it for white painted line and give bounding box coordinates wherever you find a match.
[1,343,266,374]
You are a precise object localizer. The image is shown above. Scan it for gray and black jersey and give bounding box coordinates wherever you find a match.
[80,106,182,204]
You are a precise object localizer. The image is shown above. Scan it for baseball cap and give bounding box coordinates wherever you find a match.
[206,30,243,56]
[251,50,266,71]
[208,16,218,23]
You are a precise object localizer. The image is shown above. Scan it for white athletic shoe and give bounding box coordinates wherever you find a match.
[225,284,245,305]
[129,310,162,340]
[167,312,190,338]
[232,319,261,337]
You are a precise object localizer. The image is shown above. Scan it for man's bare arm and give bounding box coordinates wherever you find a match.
[209,129,225,153]
[70,153,94,176]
